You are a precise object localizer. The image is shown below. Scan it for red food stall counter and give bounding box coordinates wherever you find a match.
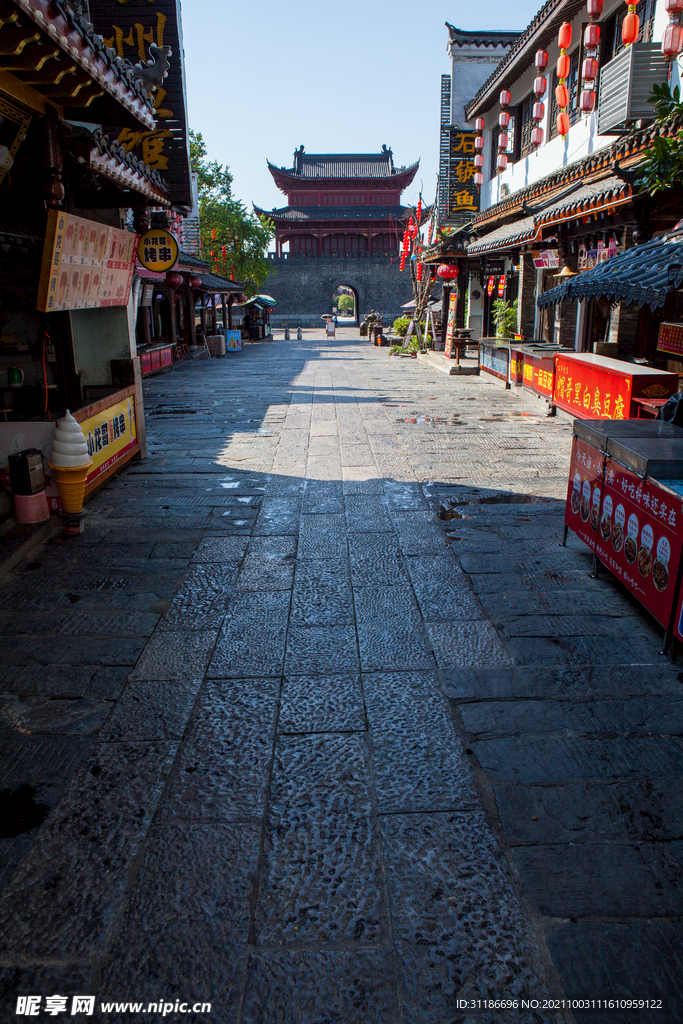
[553,352,678,420]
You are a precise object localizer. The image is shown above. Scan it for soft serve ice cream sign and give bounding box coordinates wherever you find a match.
[48,411,92,514]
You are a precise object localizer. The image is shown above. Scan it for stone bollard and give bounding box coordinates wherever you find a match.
[284,326,290,340]
[297,327,302,340]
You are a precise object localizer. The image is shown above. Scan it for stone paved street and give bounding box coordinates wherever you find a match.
[1,328,682,1023]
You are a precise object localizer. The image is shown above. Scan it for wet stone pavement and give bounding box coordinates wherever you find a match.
[0,327,682,1024]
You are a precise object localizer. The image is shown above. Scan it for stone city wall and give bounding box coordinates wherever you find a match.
[262,255,417,327]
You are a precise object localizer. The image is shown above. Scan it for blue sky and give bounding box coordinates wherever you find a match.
[182,0,541,219]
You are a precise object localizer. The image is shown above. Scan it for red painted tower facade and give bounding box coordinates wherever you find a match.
[256,146,420,258]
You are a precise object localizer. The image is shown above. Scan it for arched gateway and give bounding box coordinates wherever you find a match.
[255,147,426,329]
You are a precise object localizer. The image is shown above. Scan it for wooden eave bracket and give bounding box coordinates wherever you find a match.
[1,0,154,128]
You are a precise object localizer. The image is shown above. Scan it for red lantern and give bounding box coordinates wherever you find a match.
[497,153,508,171]
[531,126,544,146]
[474,136,485,150]
[475,117,485,131]
[532,101,545,120]
[437,264,459,280]
[534,75,547,95]
[622,10,640,44]
[555,83,569,108]
[166,271,183,290]
[587,0,603,17]
[474,172,484,187]
[497,274,506,297]
[498,111,510,128]
[417,263,423,282]
[584,23,601,46]
[473,153,484,168]
[558,21,572,49]
[189,275,202,289]
[580,89,596,112]
[666,0,683,9]
[535,49,549,69]
[556,52,571,78]
[498,132,509,150]
[499,89,512,107]
[487,275,495,295]
[557,111,570,136]
[662,21,683,55]
[582,57,600,80]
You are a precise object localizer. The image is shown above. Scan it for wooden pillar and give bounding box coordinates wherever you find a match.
[165,284,178,345]
[44,116,65,208]
[221,294,228,330]
[200,293,207,337]
[187,286,197,349]
[228,296,233,330]
[212,294,218,333]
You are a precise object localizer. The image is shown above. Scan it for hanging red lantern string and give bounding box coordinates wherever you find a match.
[474,117,485,187]
[662,0,683,59]
[622,0,640,44]
[555,22,572,137]
[580,21,601,112]
[417,262,423,282]
[531,55,547,148]
[211,228,217,241]
[416,199,422,224]
[497,90,511,172]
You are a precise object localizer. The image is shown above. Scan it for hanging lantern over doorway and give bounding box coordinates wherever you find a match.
[437,264,459,280]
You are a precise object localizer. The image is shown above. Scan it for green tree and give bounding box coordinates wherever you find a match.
[635,84,683,196]
[189,131,274,292]
[337,294,354,312]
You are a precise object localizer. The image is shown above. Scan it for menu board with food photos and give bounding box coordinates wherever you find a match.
[37,210,138,312]
[596,462,683,629]
[565,436,605,553]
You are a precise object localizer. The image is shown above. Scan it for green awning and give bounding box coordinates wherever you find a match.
[244,294,277,308]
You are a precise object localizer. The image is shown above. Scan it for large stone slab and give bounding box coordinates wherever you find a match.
[0,740,177,960]
[404,554,485,621]
[471,734,683,783]
[157,564,238,631]
[364,672,478,813]
[298,513,347,557]
[240,951,399,1024]
[546,921,683,1024]
[285,624,358,675]
[130,631,218,681]
[460,697,683,739]
[348,534,409,587]
[99,823,259,1019]
[511,842,683,917]
[254,734,385,947]
[355,586,434,671]
[208,592,289,677]
[442,665,683,702]
[159,678,278,822]
[380,812,552,1021]
[279,674,365,733]
[494,778,683,845]
[290,558,354,626]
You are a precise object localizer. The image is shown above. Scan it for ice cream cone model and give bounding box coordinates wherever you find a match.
[48,410,92,514]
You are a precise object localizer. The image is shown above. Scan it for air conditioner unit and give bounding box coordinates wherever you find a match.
[597,42,669,135]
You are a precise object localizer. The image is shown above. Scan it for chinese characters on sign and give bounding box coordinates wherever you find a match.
[598,463,682,628]
[0,97,31,186]
[447,130,478,220]
[89,0,192,207]
[37,212,137,313]
[553,357,630,420]
[136,230,179,272]
[657,322,683,357]
[531,249,560,269]
[16,995,95,1015]
[444,293,457,357]
[564,436,605,553]
[76,393,138,495]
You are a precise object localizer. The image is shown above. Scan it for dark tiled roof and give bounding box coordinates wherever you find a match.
[268,149,418,179]
[198,273,244,292]
[179,250,210,271]
[535,175,632,227]
[446,23,520,47]
[467,214,536,254]
[538,228,683,310]
[255,205,412,222]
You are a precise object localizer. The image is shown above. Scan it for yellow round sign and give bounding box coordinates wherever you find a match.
[137,230,179,272]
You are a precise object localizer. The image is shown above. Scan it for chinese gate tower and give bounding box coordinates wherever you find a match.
[256,146,425,327]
